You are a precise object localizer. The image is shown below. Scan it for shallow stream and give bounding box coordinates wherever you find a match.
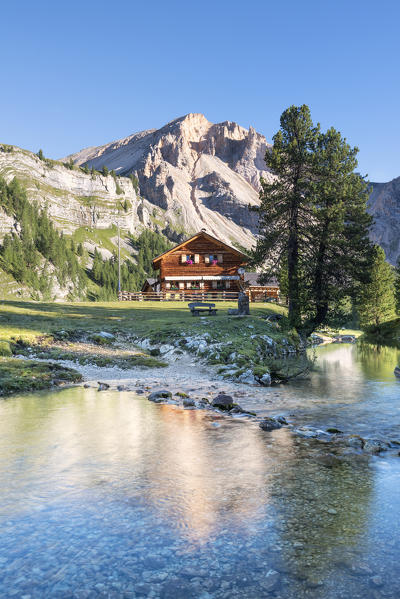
[0,343,399,598]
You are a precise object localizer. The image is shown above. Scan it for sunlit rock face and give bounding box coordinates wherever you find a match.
[67,113,275,249]
[1,115,398,263]
[368,176,400,265]
[0,147,141,238]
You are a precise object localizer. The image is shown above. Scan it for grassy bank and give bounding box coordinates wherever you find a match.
[0,359,82,397]
[0,299,304,390]
[362,318,400,348]
[0,299,288,343]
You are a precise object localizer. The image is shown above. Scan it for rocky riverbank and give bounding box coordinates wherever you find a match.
[76,367,400,461]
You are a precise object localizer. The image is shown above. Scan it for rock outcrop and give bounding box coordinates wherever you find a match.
[67,113,274,249]
[368,176,400,264]
[0,145,141,239]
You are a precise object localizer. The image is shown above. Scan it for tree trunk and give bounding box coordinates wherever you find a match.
[288,190,301,330]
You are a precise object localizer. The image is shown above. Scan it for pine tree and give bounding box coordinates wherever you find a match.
[394,257,400,315]
[0,175,87,298]
[358,246,396,329]
[102,165,109,177]
[252,105,373,336]
[37,149,44,161]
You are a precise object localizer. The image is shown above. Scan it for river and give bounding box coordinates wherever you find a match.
[0,343,399,598]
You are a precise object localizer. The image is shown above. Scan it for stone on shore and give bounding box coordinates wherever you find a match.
[211,393,235,410]
[259,372,272,386]
[183,397,196,407]
[97,381,110,391]
[259,417,282,431]
[148,390,172,402]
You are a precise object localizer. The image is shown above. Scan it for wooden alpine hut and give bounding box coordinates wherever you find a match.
[152,230,248,294]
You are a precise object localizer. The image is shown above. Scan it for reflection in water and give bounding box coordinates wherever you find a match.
[357,342,400,380]
[276,343,400,441]
[0,343,399,597]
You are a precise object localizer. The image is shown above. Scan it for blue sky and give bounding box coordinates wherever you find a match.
[1,0,399,181]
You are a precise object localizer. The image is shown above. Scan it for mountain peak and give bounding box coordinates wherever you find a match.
[66,114,274,247]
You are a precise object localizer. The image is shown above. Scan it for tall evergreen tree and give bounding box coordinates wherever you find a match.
[393,257,400,315]
[358,246,396,328]
[252,105,373,336]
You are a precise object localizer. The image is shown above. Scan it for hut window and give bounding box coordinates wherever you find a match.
[179,282,185,289]
[166,282,171,289]
[209,254,218,265]
[180,254,186,264]
[212,281,218,289]
[217,254,223,263]
[194,254,200,263]
[225,281,231,289]
[185,254,195,264]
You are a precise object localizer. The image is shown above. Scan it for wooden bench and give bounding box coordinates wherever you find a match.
[188,302,218,316]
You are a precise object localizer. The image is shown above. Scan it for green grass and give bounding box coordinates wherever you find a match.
[0,299,288,347]
[0,358,82,397]
[72,226,131,259]
[0,300,295,392]
[338,329,363,337]
[362,318,400,348]
[0,268,30,301]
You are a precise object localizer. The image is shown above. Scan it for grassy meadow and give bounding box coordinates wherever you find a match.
[0,299,288,346]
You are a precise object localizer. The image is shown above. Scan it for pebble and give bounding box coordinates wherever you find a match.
[371,575,384,587]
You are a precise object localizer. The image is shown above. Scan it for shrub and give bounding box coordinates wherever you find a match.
[0,341,12,357]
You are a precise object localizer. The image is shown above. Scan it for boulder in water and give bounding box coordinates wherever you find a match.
[259,417,282,431]
[211,393,235,410]
[148,390,172,402]
[183,397,196,407]
[97,381,110,391]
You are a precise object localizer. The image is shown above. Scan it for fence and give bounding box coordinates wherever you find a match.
[118,290,241,302]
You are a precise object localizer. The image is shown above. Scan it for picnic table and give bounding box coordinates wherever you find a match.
[188,302,218,316]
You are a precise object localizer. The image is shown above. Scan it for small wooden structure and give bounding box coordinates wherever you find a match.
[188,302,217,316]
[243,273,280,302]
[141,278,160,293]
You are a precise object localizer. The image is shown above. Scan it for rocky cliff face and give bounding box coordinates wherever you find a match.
[0,145,141,238]
[368,177,400,265]
[68,113,274,248]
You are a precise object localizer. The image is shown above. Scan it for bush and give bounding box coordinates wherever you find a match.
[0,341,12,357]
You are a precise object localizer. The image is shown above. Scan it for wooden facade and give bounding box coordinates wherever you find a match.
[243,273,280,302]
[152,231,248,293]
